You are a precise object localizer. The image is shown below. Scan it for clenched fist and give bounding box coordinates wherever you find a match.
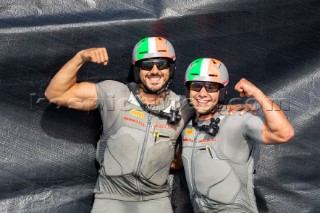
[78,48,109,65]
[234,78,261,98]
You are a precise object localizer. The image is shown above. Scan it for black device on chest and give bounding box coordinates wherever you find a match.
[192,116,220,136]
[127,83,182,125]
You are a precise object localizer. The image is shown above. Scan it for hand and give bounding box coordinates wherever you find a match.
[227,103,257,116]
[78,48,109,65]
[170,153,183,170]
[234,78,260,98]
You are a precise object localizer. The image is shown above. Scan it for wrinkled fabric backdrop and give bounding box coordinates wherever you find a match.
[0,0,319,212]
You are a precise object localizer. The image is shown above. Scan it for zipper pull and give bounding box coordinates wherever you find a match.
[154,130,160,143]
[206,145,213,159]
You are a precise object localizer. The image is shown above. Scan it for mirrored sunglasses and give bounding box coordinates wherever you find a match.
[189,81,221,93]
[139,59,170,71]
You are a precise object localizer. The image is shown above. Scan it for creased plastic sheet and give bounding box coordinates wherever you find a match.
[0,0,319,212]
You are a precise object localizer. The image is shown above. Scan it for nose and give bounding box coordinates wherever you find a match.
[198,87,208,97]
[150,64,160,73]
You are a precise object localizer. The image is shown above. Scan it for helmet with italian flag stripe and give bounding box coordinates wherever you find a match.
[184,58,229,87]
[130,37,176,93]
[132,37,176,64]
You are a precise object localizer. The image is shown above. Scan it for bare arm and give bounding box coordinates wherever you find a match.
[44,48,109,111]
[235,78,295,144]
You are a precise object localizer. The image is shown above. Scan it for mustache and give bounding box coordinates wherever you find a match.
[146,73,163,77]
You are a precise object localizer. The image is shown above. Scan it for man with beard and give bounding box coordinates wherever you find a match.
[45,37,196,213]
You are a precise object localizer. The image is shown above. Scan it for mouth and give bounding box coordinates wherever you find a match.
[196,99,211,105]
[147,75,163,84]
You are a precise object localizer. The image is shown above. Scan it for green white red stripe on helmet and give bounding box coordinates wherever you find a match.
[184,58,229,87]
[132,37,176,64]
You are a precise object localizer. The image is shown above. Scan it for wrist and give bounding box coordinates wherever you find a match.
[74,52,86,65]
[251,88,264,99]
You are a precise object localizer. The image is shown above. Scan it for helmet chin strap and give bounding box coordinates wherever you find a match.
[193,106,221,136]
[198,104,223,119]
[127,82,182,125]
[140,79,172,95]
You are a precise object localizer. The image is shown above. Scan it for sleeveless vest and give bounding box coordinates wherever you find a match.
[94,81,193,201]
[181,112,259,213]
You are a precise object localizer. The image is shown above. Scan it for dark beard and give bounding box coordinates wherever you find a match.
[140,77,172,95]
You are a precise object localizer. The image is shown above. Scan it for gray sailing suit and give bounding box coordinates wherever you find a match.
[94,80,193,202]
[181,110,264,213]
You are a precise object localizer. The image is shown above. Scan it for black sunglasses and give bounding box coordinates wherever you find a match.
[189,81,221,93]
[139,59,170,71]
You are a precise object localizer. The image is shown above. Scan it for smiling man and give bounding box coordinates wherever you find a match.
[45,37,194,213]
[179,58,294,213]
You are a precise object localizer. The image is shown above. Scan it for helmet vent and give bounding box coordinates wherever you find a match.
[209,74,218,77]
[158,50,167,52]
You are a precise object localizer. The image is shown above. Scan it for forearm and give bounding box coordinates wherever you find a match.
[45,52,84,100]
[253,90,294,143]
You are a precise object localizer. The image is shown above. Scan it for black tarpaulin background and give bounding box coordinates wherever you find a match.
[0,0,319,212]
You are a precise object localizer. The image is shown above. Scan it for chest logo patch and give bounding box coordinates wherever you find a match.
[186,128,193,135]
[130,109,144,119]
[199,138,216,143]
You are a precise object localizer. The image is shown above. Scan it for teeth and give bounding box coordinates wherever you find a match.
[148,76,162,84]
[197,100,209,103]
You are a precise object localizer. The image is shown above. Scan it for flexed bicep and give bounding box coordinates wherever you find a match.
[45,48,109,110]
[53,82,98,111]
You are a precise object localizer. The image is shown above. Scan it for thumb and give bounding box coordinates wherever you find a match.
[234,82,243,92]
